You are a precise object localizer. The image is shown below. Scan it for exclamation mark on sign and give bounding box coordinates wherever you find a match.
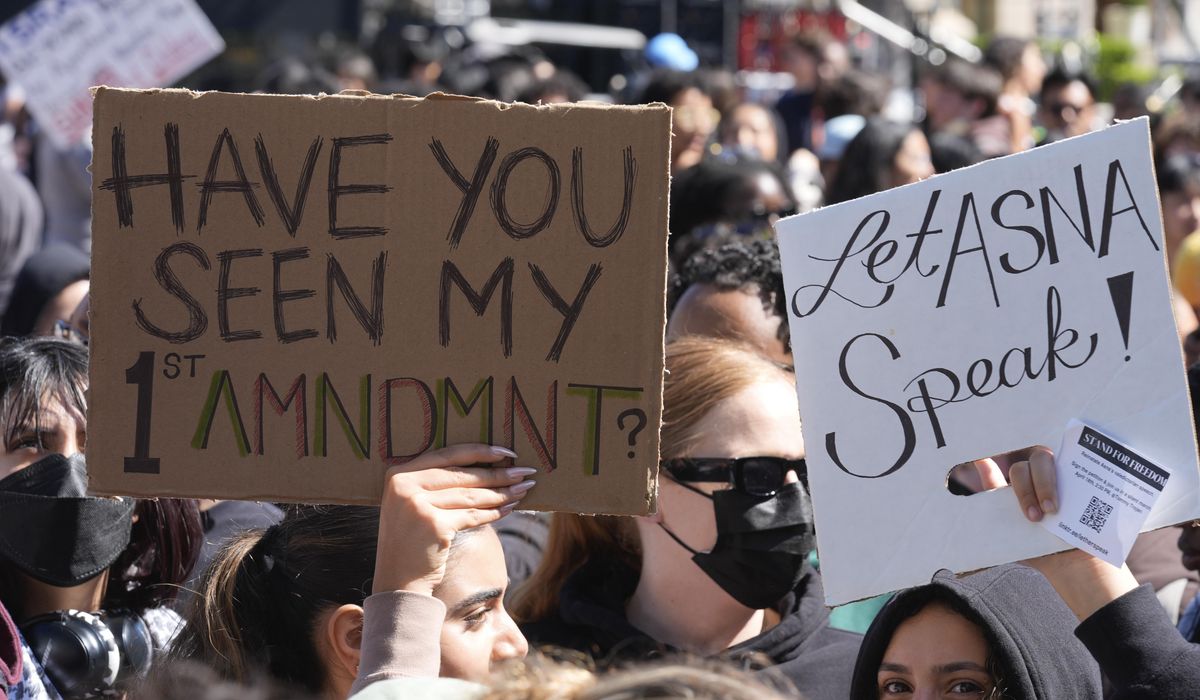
[1107,271,1134,362]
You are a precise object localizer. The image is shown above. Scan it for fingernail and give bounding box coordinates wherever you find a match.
[505,467,538,479]
[1026,506,1042,522]
[490,446,518,459]
[1042,499,1057,515]
[510,480,537,495]
[499,503,517,514]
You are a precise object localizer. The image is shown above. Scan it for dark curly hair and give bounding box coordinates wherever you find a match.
[669,239,790,353]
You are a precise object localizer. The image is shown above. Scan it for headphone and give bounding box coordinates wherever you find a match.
[20,609,154,698]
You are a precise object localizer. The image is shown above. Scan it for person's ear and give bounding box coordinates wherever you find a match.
[323,604,364,681]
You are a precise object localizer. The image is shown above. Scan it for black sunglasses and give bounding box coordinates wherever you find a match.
[660,456,807,497]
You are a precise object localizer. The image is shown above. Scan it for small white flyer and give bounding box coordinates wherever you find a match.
[1044,421,1172,566]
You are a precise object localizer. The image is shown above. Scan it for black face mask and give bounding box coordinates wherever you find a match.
[0,453,135,587]
[659,481,815,610]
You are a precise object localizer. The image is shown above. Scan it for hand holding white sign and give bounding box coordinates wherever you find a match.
[1009,446,1060,522]
[1011,447,1141,621]
[776,119,1200,605]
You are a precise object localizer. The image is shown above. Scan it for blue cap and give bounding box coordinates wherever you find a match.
[646,33,699,72]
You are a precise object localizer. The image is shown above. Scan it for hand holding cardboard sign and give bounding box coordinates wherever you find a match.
[1012,446,1139,621]
[372,444,537,596]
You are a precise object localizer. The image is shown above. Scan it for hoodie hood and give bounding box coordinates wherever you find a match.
[850,564,1101,700]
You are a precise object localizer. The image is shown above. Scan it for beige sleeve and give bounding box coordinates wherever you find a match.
[348,590,447,695]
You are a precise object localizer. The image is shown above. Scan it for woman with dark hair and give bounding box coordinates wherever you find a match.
[852,445,1200,699]
[825,119,933,205]
[173,443,534,697]
[0,336,202,698]
[849,565,1102,699]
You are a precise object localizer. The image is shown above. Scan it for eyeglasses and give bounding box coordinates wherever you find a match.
[52,320,88,347]
[660,456,807,497]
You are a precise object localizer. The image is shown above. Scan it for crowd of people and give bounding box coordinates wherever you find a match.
[4,23,1200,700]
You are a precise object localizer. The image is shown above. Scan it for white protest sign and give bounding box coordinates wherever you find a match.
[0,0,224,147]
[776,119,1200,606]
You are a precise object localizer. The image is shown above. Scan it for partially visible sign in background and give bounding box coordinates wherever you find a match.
[87,88,670,515]
[0,0,224,148]
[777,119,1200,606]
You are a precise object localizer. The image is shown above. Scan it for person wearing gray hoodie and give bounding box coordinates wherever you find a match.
[852,444,1200,700]
[849,564,1102,699]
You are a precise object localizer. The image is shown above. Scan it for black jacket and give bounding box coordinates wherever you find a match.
[1077,583,1200,699]
[850,565,1102,699]
[521,558,861,699]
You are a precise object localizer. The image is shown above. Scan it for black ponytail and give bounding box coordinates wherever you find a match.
[172,506,379,691]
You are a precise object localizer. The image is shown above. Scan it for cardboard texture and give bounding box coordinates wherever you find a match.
[0,0,224,148]
[88,88,670,515]
[775,119,1200,605]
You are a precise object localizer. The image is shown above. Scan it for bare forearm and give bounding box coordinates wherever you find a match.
[1027,550,1139,621]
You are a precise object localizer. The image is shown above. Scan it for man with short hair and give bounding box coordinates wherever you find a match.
[1037,68,1098,144]
[667,239,791,366]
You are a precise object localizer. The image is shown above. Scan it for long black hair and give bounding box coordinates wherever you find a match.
[174,503,483,691]
[173,506,380,690]
[826,118,919,205]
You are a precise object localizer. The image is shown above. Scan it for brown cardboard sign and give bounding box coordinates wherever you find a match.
[87,88,670,514]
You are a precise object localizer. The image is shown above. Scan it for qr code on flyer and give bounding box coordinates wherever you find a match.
[1080,496,1114,533]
